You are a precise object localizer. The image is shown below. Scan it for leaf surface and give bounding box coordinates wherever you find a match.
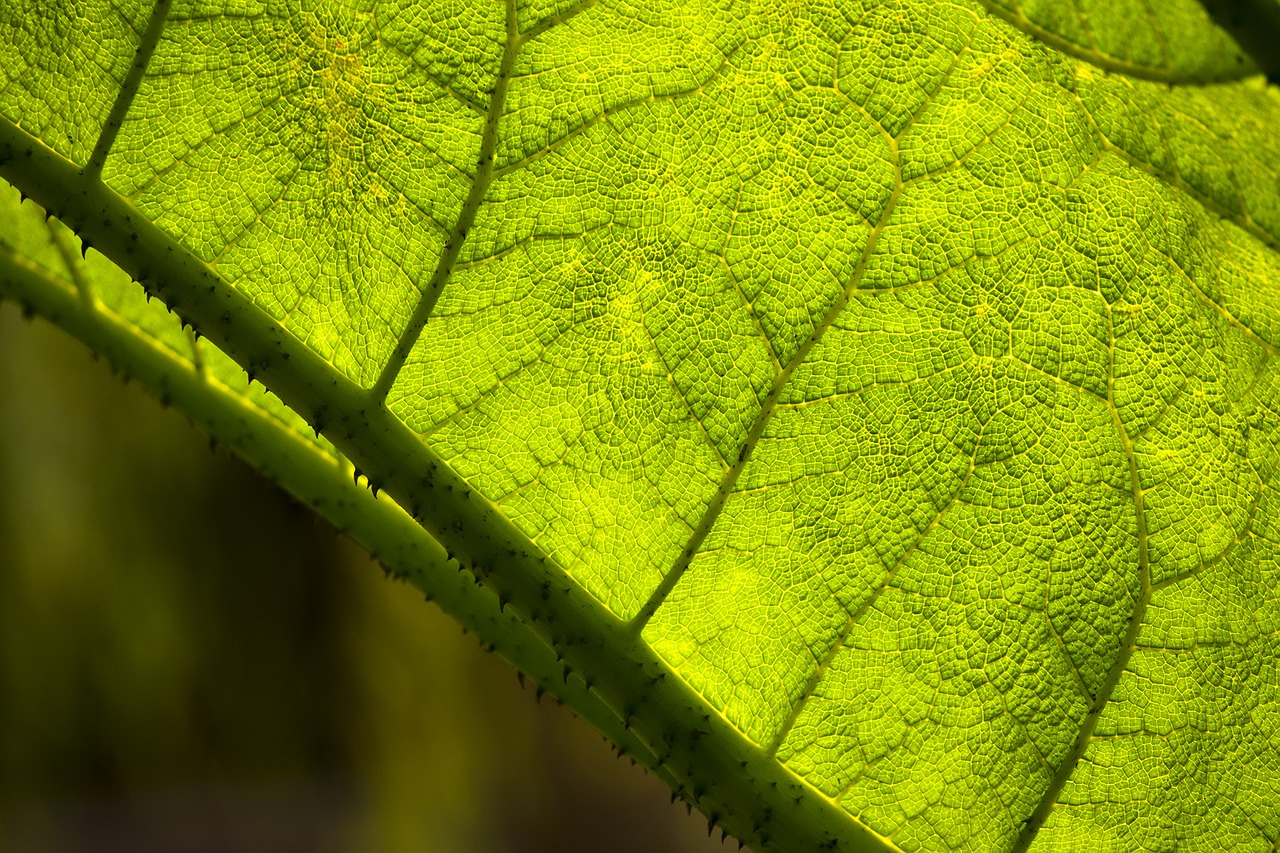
[3,0,1280,850]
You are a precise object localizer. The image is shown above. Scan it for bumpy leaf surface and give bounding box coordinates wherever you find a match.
[3,0,1280,850]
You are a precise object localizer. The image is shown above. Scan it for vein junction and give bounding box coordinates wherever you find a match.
[372,0,600,401]
[17,0,1280,849]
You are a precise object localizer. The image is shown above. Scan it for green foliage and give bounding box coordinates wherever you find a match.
[2,0,1280,850]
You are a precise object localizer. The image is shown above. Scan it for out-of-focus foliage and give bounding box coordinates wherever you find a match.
[0,306,723,853]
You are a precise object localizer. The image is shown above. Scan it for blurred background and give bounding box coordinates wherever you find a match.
[0,303,729,853]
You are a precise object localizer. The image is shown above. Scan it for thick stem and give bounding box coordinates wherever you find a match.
[0,221,669,787]
[1,117,894,853]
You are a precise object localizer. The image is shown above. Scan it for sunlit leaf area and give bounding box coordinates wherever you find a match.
[2,0,1280,849]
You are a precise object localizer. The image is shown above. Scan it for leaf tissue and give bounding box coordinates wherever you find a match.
[2,0,1279,850]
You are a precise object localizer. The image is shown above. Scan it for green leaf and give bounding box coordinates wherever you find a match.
[0,176,674,796]
[3,0,1280,850]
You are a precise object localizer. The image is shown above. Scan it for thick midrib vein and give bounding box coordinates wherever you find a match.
[0,120,902,852]
[0,230,677,794]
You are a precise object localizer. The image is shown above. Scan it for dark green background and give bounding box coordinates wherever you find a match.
[0,304,727,853]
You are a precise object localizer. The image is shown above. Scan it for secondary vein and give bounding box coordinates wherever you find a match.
[765,443,979,757]
[630,35,973,632]
[629,152,906,633]
[370,0,521,403]
[1009,291,1153,853]
[976,0,1259,86]
[85,0,171,180]
[371,0,600,404]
